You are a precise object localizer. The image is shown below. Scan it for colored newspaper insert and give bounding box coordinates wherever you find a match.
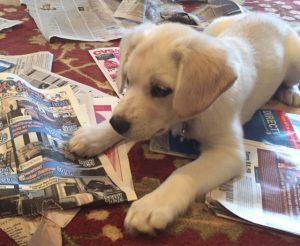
[0,73,136,217]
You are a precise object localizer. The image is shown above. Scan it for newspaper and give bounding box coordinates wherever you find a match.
[206,140,300,236]
[0,52,53,75]
[114,0,146,23]
[92,97,134,188]
[150,130,200,159]
[0,17,22,31]
[0,72,136,219]
[206,110,300,236]
[0,60,14,73]
[89,47,121,97]
[21,0,140,42]
[0,217,39,246]
[146,0,245,30]
[21,0,244,42]
[20,66,111,99]
[192,0,245,23]
[0,208,79,245]
[27,209,80,246]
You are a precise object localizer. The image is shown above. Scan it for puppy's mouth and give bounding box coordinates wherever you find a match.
[153,128,168,136]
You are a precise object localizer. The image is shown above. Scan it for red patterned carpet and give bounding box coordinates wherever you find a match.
[1,1,300,245]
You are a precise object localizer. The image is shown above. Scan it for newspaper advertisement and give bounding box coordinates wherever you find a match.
[243,110,300,149]
[21,0,141,42]
[0,52,53,75]
[0,72,136,218]
[206,140,300,236]
[89,47,122,97]
[0,17,22,32]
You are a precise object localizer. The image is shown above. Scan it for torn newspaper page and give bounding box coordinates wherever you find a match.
[146,0,245,31]
[0,209,79,246]
[28,217,62,246]
[0,73,136,218]
[0,51,53,75]
[0,217,39,246]
[0,17,22,31]
[89,47,122,97]
[114,0,145,23]
[192,0,245,24]
[21,0,139,42]
[92,97,134,188]
[20,66,112,99]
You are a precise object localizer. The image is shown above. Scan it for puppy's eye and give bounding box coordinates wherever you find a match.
[151,85,173,98]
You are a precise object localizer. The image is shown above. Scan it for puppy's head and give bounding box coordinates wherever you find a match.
[111,23,237,140]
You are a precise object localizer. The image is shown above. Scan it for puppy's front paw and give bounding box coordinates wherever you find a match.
[124,193,177,235]
[68,127,105,157]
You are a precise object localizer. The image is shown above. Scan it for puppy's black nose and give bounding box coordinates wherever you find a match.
[109,115,131,134]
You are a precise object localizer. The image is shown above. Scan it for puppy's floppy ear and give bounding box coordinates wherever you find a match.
[116,23,156,93]
[172,36,237,119]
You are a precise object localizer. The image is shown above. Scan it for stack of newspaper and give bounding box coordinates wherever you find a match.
[0,51,137,245]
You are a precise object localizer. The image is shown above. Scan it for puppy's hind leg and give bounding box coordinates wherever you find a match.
[275,30,300,107]
[275,84,300,107]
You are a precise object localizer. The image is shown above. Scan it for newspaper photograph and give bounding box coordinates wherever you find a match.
[0,17,22,32]
[89,47,121,97]
[206,140,300,236]
[0,73,136,218]
[21,0,140,42]
[0,52,53,75]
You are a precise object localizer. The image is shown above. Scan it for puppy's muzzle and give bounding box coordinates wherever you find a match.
[110,115,131,135]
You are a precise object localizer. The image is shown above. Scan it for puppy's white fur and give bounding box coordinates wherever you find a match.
[70,13,300,234]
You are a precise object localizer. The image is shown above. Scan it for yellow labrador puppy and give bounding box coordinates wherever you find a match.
[69,13,300,234]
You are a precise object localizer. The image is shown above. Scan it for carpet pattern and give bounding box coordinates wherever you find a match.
[0,1,300,245]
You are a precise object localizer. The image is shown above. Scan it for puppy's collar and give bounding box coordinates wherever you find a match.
[179,122,188,142]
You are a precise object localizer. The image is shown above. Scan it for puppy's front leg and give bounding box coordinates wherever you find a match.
[125,141,245,235]
[69,120,124,157]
